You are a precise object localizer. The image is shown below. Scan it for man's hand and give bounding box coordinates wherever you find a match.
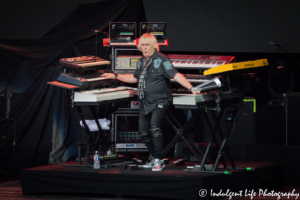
[191,90,201,95]
[173,73,202,95]
[100,73,115,79]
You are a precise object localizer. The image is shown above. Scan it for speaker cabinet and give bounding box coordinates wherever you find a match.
[201,99,256,145]
[284,93,300,146]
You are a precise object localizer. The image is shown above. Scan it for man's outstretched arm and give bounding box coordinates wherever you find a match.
[101,73,138,83]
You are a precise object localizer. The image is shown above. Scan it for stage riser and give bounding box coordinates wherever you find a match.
[227,145,300,181]
[20,161,283,200]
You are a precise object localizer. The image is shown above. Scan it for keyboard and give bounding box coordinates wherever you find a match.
[57,70,114,87]
[59,56,110,71]
[74,87,138,103]
[171,74,212,84]
[203,59,269,75]
[172,92,242,106]
[167,54,235,69]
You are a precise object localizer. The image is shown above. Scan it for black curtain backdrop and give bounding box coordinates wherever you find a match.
[0,0,147,171]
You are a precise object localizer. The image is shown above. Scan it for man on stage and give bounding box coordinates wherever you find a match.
[101,33,199,171]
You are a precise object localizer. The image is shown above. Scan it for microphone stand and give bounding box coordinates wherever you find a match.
[93,30,100,57]
[269,44,300,106]
[275,45,300,69]
[92,30,112,57]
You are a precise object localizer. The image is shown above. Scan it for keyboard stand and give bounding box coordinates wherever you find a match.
[59,104,106,167]
[184,105,239,174]
[162,107,205,162]
[60,97,128,167]
[171,96,244,174]
[60,97,136,167]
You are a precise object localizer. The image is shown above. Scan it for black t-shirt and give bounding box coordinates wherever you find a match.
[134,51,178,115]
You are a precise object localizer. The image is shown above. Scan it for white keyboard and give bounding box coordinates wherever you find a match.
[74,87,137,103]
[170,78,211,83]
[85,77,106,81]
[172,92,242,105]
[79,60,111,67]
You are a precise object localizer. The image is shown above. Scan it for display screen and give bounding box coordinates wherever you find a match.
[140,22,166,41]
[130,58,139,67]
[114,49,143,71]
[109,22,136,41]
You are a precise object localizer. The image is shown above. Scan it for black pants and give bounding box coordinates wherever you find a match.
[139,102,170,159]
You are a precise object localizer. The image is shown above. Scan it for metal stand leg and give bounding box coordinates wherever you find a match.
[212,106,238,170]
[162,109,204,161]
[189,108,226,172]
[86,145,90,166]
[59,106,104,167]
[183,104,250,174]
[78,144,82,165]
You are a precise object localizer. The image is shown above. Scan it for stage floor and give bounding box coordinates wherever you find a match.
[20,159,284,200]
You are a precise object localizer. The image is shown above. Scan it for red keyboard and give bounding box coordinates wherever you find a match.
[167,54,235,69]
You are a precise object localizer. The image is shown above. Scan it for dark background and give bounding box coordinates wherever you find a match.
[0,0,299,182]
[1,0,300,54]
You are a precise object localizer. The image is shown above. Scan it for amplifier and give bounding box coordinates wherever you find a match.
[116,56,142,69]
[116,100,140,109]
[284,92,300,146]
[116,143,147,149]
[112,109,148,152]
[113,48,142,74]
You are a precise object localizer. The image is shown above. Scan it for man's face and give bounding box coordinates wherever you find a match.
[141,40,155,59]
